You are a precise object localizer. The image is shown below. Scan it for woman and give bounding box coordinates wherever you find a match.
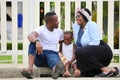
[72,8,119,77]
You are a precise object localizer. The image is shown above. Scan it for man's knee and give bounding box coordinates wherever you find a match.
[28,42,36,56]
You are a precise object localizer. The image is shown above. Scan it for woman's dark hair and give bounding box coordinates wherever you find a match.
[84,8,91,16]
[44,11,56,23]
[78,8,91,22]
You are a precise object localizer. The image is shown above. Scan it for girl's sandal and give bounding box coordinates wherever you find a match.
[73,69,81,77]
[62,71,71,77]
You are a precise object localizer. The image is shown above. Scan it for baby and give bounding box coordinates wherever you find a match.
[59,31,80,77]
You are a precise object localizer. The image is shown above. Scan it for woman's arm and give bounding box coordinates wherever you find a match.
[88,22,100,45]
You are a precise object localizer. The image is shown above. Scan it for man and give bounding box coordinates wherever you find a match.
[21,11,64,79]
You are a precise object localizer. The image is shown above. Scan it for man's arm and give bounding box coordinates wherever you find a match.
[28,31,42,55]
[28,31,39,43]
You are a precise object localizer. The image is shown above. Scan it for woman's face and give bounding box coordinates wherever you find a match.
[76,12,84,25]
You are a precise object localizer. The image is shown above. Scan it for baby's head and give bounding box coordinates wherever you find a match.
[63,31,73,45]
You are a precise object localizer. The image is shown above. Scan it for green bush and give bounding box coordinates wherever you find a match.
[18,43,23,50]
[7,43,12,50]
[6,43,23,50]
[114,28,119,49]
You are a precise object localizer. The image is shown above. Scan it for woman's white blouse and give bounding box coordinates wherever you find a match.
[72,21,100,47]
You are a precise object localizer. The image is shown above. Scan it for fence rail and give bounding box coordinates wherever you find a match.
[0,0,120,64]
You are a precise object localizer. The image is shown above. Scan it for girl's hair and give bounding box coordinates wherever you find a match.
[64,31,73,38]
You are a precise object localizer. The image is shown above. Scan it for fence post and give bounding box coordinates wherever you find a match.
[23,0,29,64]
[86,0,92,12]
[12,0,18,64]
[55,0,60,28]
[1,0,7,52]
[108,0,114,50]
[97,0,103,39]
[65,0,70,31]
[44,0,50,14]
[34,0,39,28]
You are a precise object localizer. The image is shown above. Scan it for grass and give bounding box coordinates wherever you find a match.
[0,55,23,63]
[113,55,119,63]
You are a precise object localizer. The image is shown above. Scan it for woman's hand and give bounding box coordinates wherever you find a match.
[36,41,43,55]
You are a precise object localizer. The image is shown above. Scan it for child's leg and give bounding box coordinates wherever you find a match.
[62,63,71,77]
[72,62,81,77]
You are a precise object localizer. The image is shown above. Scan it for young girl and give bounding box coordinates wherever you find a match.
[59,31,80,77]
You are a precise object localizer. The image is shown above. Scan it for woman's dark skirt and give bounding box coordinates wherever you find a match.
[75,40,113,77]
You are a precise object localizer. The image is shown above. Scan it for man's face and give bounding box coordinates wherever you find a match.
[51,15,59,28]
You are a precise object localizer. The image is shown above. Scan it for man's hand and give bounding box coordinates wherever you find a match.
[36,41,43,55]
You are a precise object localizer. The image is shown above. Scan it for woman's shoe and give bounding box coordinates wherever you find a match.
[111,67,120,77]
[95,71,113,77]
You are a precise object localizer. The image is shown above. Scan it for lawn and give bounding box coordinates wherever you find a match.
[0,55,23,63]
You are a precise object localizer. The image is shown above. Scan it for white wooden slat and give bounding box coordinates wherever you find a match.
[55,0,61,28]
[44,0,50,14]
[65,0,70,31]
[97,0,103,39]
[28,0,34,32]
[75,0,81,20]
[12,0,18,64]
[23,0,29,64]
[1,0,7,52]
[86,0,92,12]
[108,0,114,50]
[34,0,40,28]
[75,0,81,9]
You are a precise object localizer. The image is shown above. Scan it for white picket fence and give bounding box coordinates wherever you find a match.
[0,0,120,64]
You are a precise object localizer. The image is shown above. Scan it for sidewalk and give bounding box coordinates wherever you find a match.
[0,78,120,80]
[0,63,119,79]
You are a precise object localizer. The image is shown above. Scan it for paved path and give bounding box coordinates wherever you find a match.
[0,63,119,79]
[0,78,120,80]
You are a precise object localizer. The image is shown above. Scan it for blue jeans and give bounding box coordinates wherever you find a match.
[28,42,61,69]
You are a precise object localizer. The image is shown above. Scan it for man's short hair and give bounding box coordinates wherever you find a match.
[44,11,56,24]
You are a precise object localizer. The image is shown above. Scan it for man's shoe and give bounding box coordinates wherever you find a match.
[52,61,64,79]
[21,69,33,79]
[95,71,113,77]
